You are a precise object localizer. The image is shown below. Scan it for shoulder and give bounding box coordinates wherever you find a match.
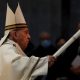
[0,43,16,53]
[0,43,21,62]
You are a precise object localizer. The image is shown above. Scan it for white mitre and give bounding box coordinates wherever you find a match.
[0,4,15,46]
[0,3,28,46]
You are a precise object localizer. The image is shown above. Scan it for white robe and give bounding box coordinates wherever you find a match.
[0,39,48,80]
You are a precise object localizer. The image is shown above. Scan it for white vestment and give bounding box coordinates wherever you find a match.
[0,39,48,80]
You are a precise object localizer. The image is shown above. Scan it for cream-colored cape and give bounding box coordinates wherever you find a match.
[0,39,48,80]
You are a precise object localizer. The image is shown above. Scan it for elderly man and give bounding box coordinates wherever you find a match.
[0,4,56,80]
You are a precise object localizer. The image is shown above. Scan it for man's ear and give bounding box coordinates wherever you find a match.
[13,31,18,41]
[9,30,18,41]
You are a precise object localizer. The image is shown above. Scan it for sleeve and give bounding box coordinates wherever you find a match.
[29,56,48,80]
[0,45,48,80]
[0,46,30,80]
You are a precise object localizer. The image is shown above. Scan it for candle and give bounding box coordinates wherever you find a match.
[53,30,80,58]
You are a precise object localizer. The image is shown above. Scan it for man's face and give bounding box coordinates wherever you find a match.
[16,28,31,50]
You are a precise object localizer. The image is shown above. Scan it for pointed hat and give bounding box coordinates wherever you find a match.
[5,3,28,30]
[15,3,28,28]
[15,3,26,24]
[0,3,28,46]
[0,4,15,46]
[5,4,16,29]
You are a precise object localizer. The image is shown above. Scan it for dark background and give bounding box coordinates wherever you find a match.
[0,0,80,46]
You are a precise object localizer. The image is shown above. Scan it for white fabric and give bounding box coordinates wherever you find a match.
[0,30,10,46]
[72,55,80,68]
[0,39,48,80]
[1,4,16,46]
[15,3,26,24]
[5,4,15,26]
[71,46,80,68]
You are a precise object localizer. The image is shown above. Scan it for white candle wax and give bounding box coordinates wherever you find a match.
[53,30,80,58]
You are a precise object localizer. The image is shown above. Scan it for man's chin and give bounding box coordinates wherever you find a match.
[25,44,28,49]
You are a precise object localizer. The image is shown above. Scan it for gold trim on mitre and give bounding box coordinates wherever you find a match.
[5,23,28,30]
[5,3,28,31]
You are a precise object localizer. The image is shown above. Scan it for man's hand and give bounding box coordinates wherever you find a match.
[48,55,56,67]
